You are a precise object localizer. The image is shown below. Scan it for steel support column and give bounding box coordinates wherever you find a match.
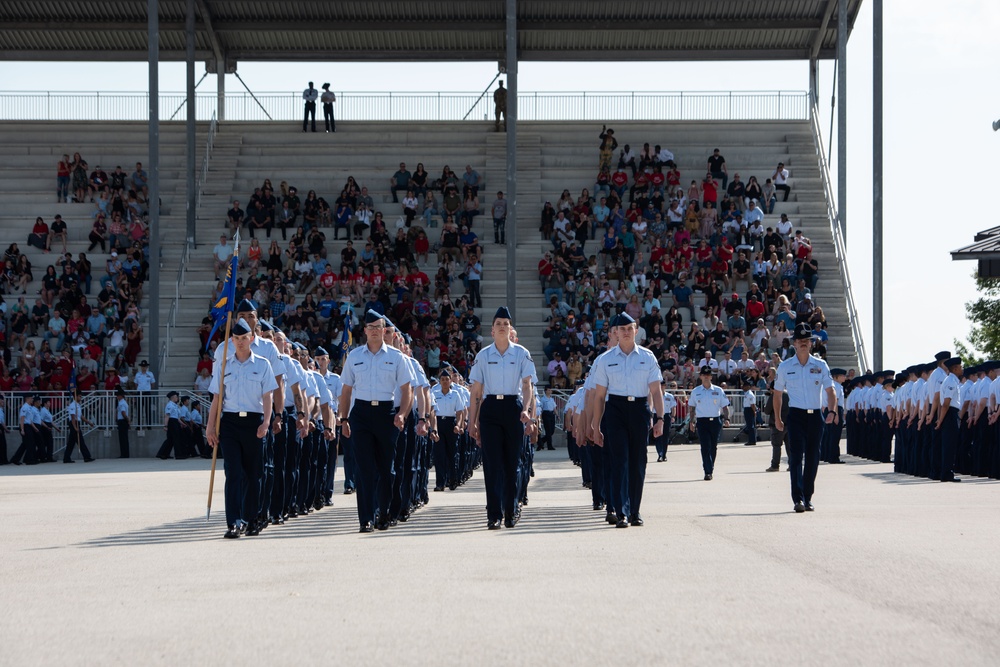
[217,68,225,121]
[148,0,161,377]
[837,0,847,241]
[505,0,518,323]
[872,0,883,370]
[186,0,196,248]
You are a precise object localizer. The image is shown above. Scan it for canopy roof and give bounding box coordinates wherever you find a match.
[1,0,862,65]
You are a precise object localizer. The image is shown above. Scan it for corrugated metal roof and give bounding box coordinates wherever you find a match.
[0,0,863,62]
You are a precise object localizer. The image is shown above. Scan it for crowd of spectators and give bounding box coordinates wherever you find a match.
[538,132,826,392]
[200,164,493,379]
[0,153,155,395]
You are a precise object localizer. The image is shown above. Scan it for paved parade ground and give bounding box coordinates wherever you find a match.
[3,441,999,666]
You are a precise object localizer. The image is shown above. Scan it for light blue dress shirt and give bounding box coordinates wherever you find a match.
[774,355,834,410]
[340,343,413,402]
[209,351,279,413]
[590,344,661,398]
[469,343,536,396]
[687,384,730,418]
[431,385,463,417]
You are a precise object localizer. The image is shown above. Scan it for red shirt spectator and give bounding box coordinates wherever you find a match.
[677,243,694,262]
[746,298,766,321]
[666,168,681,189]
[611,171,629,189]
[695,245,713,265]
[650,172,666,190]
[702,178,718,204]
[33,219,49,236]
[319,266,337,290]
[414,235,429,255]
[649,245,667,265]
[366,271,386,288]
[717,240,734,263]
[0,373,14,392]
[407,271,430,289]
[86,341,102,360]
[538,256,553,280]
[104,372,122,391]
[77,369,98,391]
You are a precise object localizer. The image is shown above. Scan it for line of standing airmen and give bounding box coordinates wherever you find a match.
[847,351,999,482]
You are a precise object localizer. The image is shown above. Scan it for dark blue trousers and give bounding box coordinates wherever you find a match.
[940,407,959,481]
[589,443,605,506]
[391,414,416,519]
[341,430,357,491]
[479,397,523,523]
[350,402,398,526]
[696,417,722,475]
[271,418,287,519]
[602,397,649,519]
[786,408,822,504]
[283,411,300,512]
[220,413,265,528]
[742,408,757,444]
[654,416,672,458]
[434,417,458,489]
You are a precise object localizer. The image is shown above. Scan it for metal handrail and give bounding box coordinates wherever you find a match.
[808,101,869,373]
[196,112,218,217]
[0,90,809,122]
[2,389,212,454]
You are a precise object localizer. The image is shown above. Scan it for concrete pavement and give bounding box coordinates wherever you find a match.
[2,440,998,666]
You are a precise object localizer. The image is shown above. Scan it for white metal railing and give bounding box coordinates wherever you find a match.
[196,112,218,211]
[809,101,869,372]
[0,90,809,122]
[2,389,211,454]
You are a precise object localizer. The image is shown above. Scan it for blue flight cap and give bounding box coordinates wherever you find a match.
[236,299,256,313]
[944,357,962,369]
[935,350,952,361]
[493,306,512,323]
[314,346,329,357]
[232,318,252,336]
[364,310,384,325]
[258,320,273,332]
[610,313,636,328]
[830,368,847,376]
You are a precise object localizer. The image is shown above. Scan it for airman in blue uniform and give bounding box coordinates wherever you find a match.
[590,313,665,528]
[468,307,537,530]
[64,389,95,463]
[773,323,837,513]
[338,311,414,533]
[206,318,279,538]
[687,366,731,480]
[937,357,964,482]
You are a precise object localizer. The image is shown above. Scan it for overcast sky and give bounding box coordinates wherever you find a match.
[5,0,999,371]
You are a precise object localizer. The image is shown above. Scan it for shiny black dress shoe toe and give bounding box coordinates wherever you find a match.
[360,522,375,533]
[487,520,502,530]
[629,514,644,526]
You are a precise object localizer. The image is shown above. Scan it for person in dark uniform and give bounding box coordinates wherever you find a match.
[937,356,964,482]
[321,83,336,133]
[686,366,731,480]
[115,388,131,458]
[38,397,57,462]
[206,318,279,539]
[773,323,837,513]
[493,81,506,132]
[589,313,666,528]
[302,82,318,132]
[0,403,8,465]
[467,306,537,529]
[431,370,464,491]
[64,388,95,463]
[537,387,557,451]
[12,394,40,465]
[821,368,847,463]
[156,391,183,460]
[337,311,414,532]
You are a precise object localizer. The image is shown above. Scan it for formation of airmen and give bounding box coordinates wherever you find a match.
[846,351,1000,482]
[565,320,837,518]
[206,299,493,538]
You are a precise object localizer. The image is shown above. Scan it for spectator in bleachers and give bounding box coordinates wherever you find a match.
[49,215,68,254]
[390,162,411,203]
[28,217,50,252]
[707,148,729,189]
[88,214,107,253]
[72,158,90,204]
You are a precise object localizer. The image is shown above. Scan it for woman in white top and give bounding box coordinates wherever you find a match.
[402,190,419,226]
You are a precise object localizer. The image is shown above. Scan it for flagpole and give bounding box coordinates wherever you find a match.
[206,310,233,521]
[207,229,240,522]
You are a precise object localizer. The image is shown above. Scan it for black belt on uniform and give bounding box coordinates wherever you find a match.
[484,395,519,401]
[608,395,648,405]
[223,411,263,419]
[355,400,393,407]
[697,416,720,421]
[439,415,456,420]
[788,407,819,415]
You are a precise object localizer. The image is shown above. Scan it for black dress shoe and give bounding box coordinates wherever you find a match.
[629,514,644,526]
[433,487,444,492]
[606,511,617,525]
[593,501,605,511]
[324,499,333,507]
[794,502,806,513]
[245,522,261,536]
[344,488,355,495]
[704,474,713,480]
[398,511,410,523]
[84,458,95,462]
[448,483,457,491]
[388,518,398,527]
[615,516,629,528]
[224,528,240,539]
[487,520,502,530]
[360,522,375,533]
[504,515,516,528]
[376,519,390,531]
[804,502,815,511]
[63,459,75,463]
[521,496,528,506]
